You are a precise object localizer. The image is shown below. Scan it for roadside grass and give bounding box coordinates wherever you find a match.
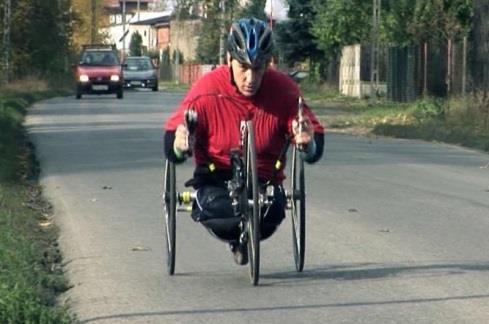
[158,80,189,92]
[303,86,489,152]
[0,80,74,323]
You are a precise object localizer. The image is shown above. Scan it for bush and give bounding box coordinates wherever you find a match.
[411,97,445,123]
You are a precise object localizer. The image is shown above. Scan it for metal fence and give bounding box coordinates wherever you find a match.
[159,63,215,85]
[472,0,489,91]
[384,1,489,101]
[385,39,475,102]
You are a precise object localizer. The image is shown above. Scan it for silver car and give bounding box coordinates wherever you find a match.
[122,56,159,91]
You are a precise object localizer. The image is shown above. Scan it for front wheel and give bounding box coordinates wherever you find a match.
[116,87,123,99]
[243,121,260,286]
[163,159,176,275]
[290,146,306,272]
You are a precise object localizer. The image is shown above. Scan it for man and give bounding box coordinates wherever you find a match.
[164,17,324,265]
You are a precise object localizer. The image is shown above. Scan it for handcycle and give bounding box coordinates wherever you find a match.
[162,101,307,286]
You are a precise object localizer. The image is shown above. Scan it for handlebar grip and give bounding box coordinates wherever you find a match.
[297,97,307,152]
[184,108,198,157]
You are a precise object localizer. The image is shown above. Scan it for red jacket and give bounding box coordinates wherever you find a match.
[165,66,324,181]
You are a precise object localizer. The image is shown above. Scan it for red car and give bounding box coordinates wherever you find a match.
[75,45,124,99]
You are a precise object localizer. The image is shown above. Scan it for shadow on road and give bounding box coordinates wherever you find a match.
[261,260,489,285]
[80,291,489,323]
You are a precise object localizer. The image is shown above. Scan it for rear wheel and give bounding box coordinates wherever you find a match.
[152,81,159,92]
[163,159,176,275]
[290,147,306,272]
[243,121,260,286]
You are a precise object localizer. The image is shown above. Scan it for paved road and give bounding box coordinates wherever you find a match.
[26,91,489,323]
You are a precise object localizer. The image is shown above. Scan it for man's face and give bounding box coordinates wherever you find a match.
[229,58,267,97]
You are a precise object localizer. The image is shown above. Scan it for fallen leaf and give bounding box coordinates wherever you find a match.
[132,246,151,252]
[39,220,53,228]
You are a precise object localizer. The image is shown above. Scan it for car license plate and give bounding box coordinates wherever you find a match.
[92,85,108,91]
[131,81,141,85]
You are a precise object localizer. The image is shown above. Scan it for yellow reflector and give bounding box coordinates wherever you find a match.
[209,163,216,172]
[182,191,191,204]
[275,160,282,170]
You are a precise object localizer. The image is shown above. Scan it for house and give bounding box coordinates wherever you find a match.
[131,15,172,51]
[102,0,201,62]
[102,0,170,54]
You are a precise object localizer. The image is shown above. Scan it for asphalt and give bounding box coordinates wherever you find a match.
[26,90,489,323]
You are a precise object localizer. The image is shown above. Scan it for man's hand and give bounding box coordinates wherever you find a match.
[292,116,313,149]
[173,124,189,156]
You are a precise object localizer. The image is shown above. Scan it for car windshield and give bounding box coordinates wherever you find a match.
[81,51,120,66]
[124,58,153,71]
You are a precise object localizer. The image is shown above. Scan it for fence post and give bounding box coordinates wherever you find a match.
[447,38,452,95]
[423,43,428,95]
[462,36,467,96]
[406,46,416,101]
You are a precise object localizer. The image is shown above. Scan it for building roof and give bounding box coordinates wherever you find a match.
[104,0,154,10]
[130,14,171,26]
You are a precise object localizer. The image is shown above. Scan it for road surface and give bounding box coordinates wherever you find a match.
[26,91,489,323]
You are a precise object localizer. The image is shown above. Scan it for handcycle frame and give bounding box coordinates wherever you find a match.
[162,118,307,286]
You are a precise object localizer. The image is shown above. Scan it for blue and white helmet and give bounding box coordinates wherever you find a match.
[227,18,273,67]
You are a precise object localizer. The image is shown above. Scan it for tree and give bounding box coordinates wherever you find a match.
[381,0,418,46]
[275,0,324,67]
[239,0,267,20]
[129,31,143,56]
[7,0,72,78]
[402,0,472,44]
[411,0,472,94]
[1,0,12,82]
[196,0,221,64]
[173,0,201,19]
[71,0,107,50]
[472,0,489,91]
[311,0,372,58]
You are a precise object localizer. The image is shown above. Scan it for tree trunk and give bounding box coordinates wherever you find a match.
[2,0,11,83]
[447,38,452,95]
[462,36,467,96]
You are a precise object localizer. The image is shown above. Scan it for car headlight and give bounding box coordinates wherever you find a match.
[79,75,89,82]
[110,75,120,82]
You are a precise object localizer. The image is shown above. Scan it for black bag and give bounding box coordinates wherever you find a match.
[191,185,234,222]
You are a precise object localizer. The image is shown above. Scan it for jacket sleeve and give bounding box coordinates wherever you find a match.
[303,132,324,163]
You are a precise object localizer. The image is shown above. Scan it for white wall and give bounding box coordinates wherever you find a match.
[339,44,386,98]
[340,45,362,97]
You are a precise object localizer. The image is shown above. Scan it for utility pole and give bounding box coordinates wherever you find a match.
[2,0,11,83]
[174,0,181,84]
[137,0,140,22]
[370,0,381,97]
[219,0,226,65]
[91,0,97,43]
[122,0,126,59]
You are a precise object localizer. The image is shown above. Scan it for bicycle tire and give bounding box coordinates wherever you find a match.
[163,159,176,275]
[244,121,260,285]
[291,147,306,272]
